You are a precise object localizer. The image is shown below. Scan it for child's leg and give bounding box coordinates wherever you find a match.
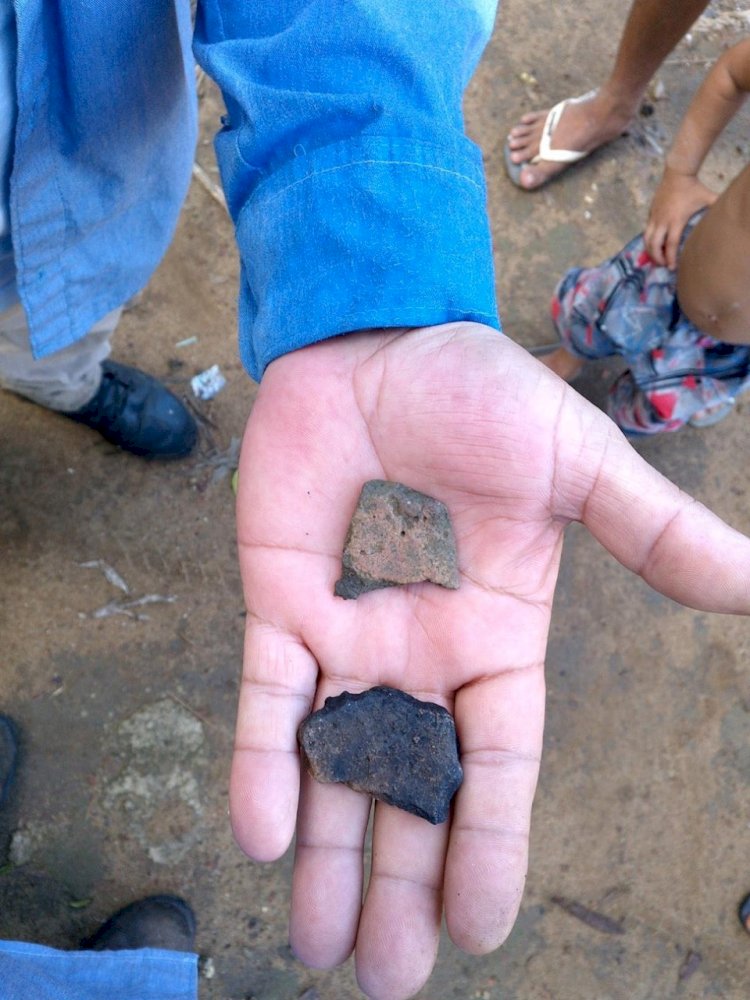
[549,236,675,382]
[540,263,617,383]
[505,0,710,190]
[538,346,585,381]
[677,164,750,345]
[608,340,750,434]
[549,214,716,389]
[608,370,665,435]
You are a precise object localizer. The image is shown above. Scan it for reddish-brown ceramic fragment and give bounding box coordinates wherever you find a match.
[334,480,460,599]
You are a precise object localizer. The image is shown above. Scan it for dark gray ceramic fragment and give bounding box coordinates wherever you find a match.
[298,686,463,824]
[334,480,460,599]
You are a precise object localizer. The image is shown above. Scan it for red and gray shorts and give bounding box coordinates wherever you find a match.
[551,215,750,434]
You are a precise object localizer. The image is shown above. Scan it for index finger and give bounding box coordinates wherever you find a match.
[230,615,318,861]
[644,222,667,266]
[665,224,683,270]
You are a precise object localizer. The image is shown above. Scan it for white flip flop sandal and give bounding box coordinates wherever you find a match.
[504,90,597,188]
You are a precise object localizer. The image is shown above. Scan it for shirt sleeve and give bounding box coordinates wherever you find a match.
[193,0,501,381]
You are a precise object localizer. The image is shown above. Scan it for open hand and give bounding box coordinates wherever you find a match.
[232,323,750,999]
[645,167,718,268]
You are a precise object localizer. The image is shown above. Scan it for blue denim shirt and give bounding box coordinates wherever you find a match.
[14,0,499,381]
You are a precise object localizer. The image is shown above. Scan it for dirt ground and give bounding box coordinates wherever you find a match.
[2,2,750,998]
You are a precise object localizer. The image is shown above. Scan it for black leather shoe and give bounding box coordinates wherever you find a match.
[64,361,197,458]
[81,895,196,952]
[0,714,19,808]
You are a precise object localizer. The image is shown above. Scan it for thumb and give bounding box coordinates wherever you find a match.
[555,395,750,614]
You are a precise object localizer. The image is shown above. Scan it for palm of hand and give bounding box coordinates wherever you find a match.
[232,322,747,1000]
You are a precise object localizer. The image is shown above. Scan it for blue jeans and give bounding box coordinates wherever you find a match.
[0,941,197,1000]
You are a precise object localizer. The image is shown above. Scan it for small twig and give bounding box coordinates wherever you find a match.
[184,394,221,432]
[551,896,625,935]
[664,56,714,67]
[678,949,702,983]
[168,692,212,728]
[195,66,207,98]
[631,125,664,157]
[86,594,177,620]
[175,618,196,648]
[79,560,130,594]
[192,162,228,211]
[192,435,241,486]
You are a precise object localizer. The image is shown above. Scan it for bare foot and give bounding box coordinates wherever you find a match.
[506,89,635,190]
[538,347,585,382]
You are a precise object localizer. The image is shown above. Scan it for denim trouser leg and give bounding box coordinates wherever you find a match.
[0,940,198,1000]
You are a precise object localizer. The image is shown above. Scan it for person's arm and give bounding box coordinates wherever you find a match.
[195,8,750,999]
[193,0,500,382]
[645,36,750,268]
[231,321,750,1000]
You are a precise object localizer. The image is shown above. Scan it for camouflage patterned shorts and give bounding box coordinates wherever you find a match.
[551,214,750,434]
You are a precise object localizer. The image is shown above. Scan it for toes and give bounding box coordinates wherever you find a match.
[518,166,540,190]
[508,114,545,142]
[507,125,535,145]
[507,118,545,164]
[518,163,563,190]
[506,133,541,164]
[506,144,527,165]
[509,119,538,137]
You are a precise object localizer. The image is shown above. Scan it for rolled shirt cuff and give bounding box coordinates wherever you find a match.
[234,134,500,381]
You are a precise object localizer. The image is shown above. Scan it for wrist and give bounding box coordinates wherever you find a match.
[662,159,700,181]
